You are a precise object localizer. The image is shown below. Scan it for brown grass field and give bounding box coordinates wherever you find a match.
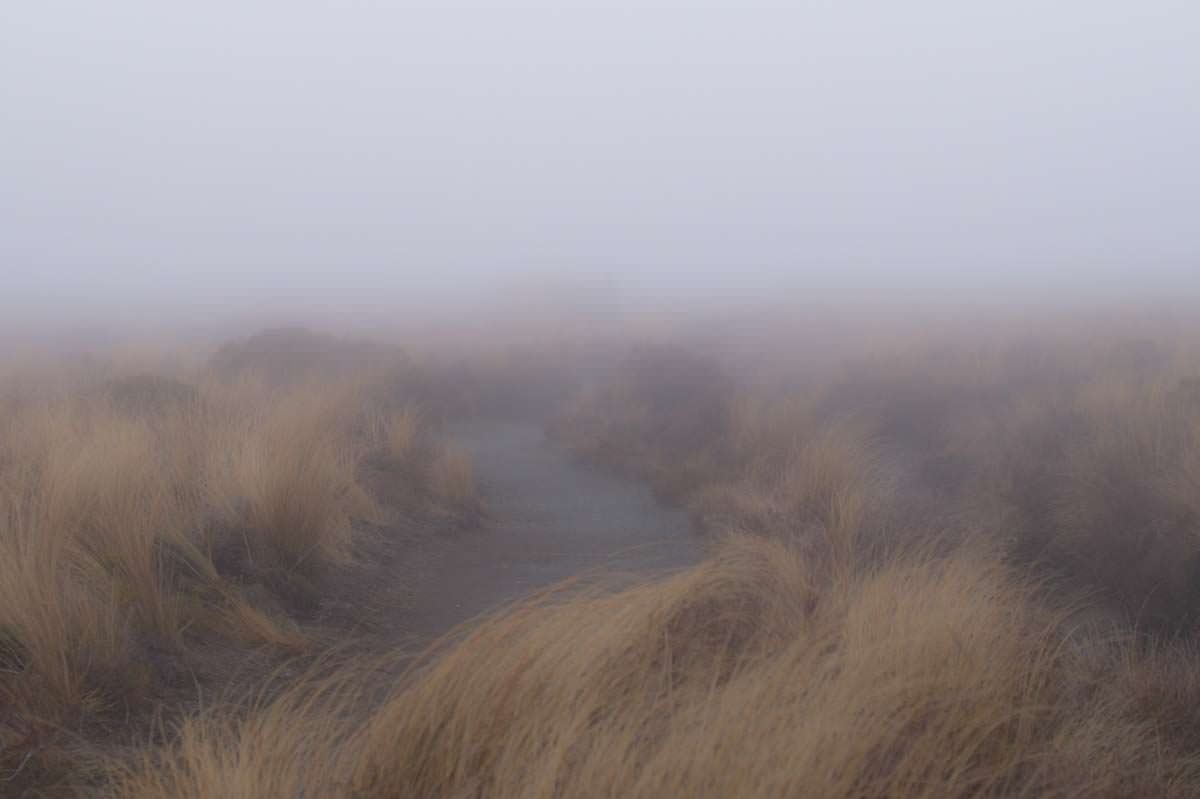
[8,312,1200,797]
[0,334,479,795]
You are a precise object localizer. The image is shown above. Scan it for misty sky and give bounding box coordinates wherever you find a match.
[2,1,1198,323]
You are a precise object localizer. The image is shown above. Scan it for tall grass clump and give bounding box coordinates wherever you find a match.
[954,371,1200,631]
[0,355,476,792]
[105,536,1200,798]
[429,443,478,510]
[205,385,374,583]
[559,324,1200,633]
[104,665,366,799]
[0,398,219,788]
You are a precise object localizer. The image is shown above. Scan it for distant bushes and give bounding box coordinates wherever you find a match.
[552,344,736,498]
[554,328,1200,635]
[208,327,406,386]
[956,372,1200,632]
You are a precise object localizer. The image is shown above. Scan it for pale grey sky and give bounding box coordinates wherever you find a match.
[2,1,1198,325]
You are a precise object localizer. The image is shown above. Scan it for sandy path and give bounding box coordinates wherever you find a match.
[397,421,700,642]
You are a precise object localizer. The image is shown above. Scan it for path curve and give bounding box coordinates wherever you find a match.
[399,421,701,642]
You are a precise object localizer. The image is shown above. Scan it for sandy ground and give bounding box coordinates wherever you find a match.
[396,421,701,643]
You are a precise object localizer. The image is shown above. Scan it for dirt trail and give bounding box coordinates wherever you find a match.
[398,421,700,642]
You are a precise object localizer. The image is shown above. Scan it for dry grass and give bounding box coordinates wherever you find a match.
[550,344,735,498]
[374,404,424,461]
[206,387,374,578]
[429,443,478,509]
[104,665,365,799]
[17,316,1200,797]
[0,354,478,792]
[941,368,1200,630]
[558,325,1200,631]
[105,536,1200,799]
[97,320,1200,798]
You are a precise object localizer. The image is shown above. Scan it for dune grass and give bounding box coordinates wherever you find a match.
[14,318,1200,797]
[429,443,478,510]
[101,318,1200,797]
[558,326,1200,630]
[103,538,1200,799]
[0,357,478,793]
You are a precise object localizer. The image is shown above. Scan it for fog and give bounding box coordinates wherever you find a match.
[3,1,1198,330]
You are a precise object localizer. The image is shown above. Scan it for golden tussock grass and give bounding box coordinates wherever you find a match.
[375,404,424,462]
[207,388,374,577]
[0,357,477,791]
[104,664,367,799]
[559,324,1200,630]
[17,317,1200,797]
[105,535,1200,798]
